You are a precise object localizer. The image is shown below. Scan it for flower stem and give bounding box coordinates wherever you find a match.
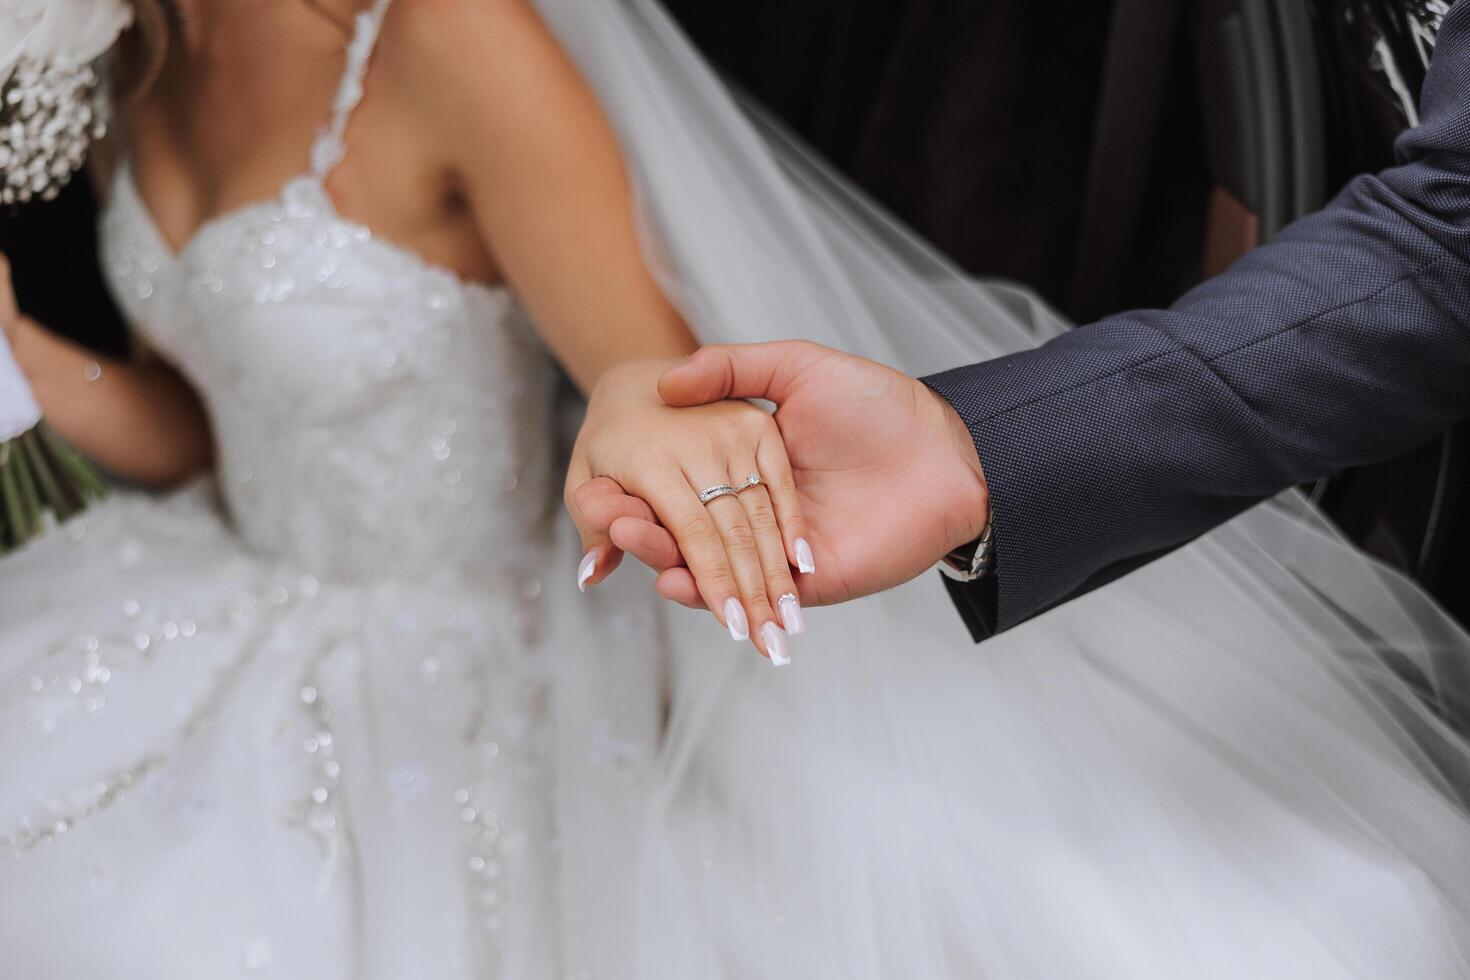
[0,423,108,553]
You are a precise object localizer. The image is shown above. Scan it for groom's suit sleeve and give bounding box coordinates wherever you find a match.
[923,0,1470,641]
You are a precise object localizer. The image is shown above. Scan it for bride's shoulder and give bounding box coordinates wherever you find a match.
[375,0,609,168]
[379,0,559,79]
[377,0,583,119]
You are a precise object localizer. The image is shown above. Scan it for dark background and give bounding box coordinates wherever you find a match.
[2,0,1465,626]
[664,1,1208,318]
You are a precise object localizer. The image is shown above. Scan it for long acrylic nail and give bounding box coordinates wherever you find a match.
[762,622,790,666]
[778,592,805,636]
[794,538,816,575]
[724,597,749,642]
[577,551,597,592]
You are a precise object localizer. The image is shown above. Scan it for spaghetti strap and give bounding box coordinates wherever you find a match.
[309,0,395,180]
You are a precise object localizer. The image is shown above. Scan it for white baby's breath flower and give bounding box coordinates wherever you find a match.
[1,0,133,205]
[2,0,133,88]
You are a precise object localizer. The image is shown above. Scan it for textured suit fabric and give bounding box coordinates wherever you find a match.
[925,0,1470,641]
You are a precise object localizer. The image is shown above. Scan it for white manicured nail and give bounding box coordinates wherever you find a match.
[724,597,749,642]
[794,538,815,575]
[762,622,790,666]
[577,551,597,592]
[778,592,805,636]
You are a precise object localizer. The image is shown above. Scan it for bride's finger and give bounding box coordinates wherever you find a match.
[734,467,804,637]
[757,428,815,576]
[694,470,787,664]
[640,470,743,636]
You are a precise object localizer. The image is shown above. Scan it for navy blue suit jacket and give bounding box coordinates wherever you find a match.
[925,0,1470,641]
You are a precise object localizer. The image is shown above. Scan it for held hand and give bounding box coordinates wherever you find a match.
[576,342,990,609]
[0,252,40,432]
[1,253,22,343]
[1,253,40,368]
[565,359,812,664]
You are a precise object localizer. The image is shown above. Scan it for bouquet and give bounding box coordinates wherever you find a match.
[0,326,105,550]
[1,0,132,550]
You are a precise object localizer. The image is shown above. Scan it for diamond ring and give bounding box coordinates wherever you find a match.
[698,484,739,504]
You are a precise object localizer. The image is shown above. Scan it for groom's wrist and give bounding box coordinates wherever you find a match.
[919,383,991,579]
[929,384,991,538]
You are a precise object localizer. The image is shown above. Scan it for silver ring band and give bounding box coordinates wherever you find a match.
[736,472,761,492]
[698,484,739,504]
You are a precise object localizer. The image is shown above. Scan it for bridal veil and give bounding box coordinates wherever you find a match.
[531,2,1470,975]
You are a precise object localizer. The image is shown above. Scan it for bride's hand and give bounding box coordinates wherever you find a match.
[566,359,809,664]
[574,342,991,612]
[1,253,24,343]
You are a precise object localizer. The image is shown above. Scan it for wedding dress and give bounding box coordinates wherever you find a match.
[3,1,1470,978]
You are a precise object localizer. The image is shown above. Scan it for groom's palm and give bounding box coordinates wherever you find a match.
[767,350,988,604]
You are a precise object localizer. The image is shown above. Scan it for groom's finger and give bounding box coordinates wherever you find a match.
[657,340,831,407]
[655,567,704,609]
[609,516,686,574]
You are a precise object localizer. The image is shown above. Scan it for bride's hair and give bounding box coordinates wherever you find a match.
[114,0,168,100]
[114,0,356,99]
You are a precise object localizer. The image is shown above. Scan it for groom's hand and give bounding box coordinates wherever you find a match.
[573,341,990,608]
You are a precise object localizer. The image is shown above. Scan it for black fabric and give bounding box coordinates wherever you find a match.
[0,177,128,358]
[664,1,1128,312]
[924,0,1470,640]
[1068,0,1185,321]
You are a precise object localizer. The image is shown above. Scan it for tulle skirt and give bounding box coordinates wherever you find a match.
[0,485,567,978]
[3,484,1469,978]
[595,498,1470,978]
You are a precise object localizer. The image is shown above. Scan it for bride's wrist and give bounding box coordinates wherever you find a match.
[2,314,43,371]
[2,312,32,359]
[588,356,686,408]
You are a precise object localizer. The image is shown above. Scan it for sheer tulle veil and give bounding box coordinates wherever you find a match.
[531,1,1470,975]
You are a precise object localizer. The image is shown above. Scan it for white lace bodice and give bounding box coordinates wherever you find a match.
[96,2,558,585]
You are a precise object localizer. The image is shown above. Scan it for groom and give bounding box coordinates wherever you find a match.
[571,0,1470,640]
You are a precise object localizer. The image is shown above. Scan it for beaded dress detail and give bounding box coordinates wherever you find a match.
[0,4,584,976]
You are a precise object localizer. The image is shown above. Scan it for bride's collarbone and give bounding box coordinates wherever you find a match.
[117,0,504,283]
[121,92,496,282]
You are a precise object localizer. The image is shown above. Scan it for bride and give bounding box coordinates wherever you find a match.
[3,0,1469,976]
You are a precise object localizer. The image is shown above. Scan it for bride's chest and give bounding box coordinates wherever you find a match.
[98,171,547,427]
[97,168,563,576]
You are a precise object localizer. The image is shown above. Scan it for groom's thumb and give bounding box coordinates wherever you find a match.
[658,341,829,407]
